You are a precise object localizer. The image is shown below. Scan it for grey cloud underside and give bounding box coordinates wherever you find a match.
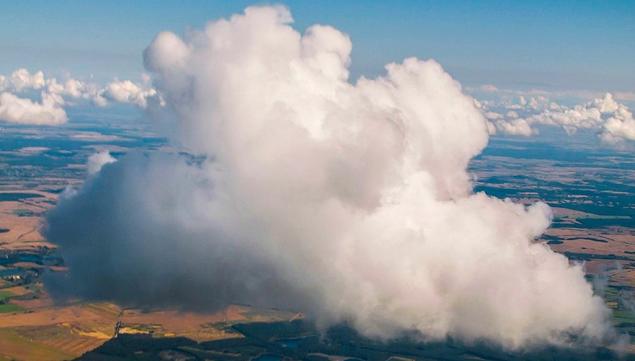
[46,153,309,311]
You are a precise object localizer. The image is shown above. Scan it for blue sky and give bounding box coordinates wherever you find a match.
[1,0,633,92]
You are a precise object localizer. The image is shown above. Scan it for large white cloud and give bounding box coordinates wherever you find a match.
[46,5,611,349]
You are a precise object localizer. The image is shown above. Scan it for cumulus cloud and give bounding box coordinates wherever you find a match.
[494,118,535,136]
[601,108,635,143]
[45,5,611,349]
[101,79,158,108]
[46,77,105,106]
[8,68,46,91]
[482,92,635,142]
[0,68,160,125]
[0,91,67,125]
[86,151,117,175]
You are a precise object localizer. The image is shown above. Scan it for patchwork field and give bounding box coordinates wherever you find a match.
[0,126,633,359]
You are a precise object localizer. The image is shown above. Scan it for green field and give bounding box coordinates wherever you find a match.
[0,290,24,313]
[0,303,23,313]
[0,290,13,302]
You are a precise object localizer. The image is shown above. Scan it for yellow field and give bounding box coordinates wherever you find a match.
[0,300,296,360]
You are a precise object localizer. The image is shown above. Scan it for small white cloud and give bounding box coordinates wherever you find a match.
[479,91,635,143]
[0,91,67,125]
[494,118,535,136]
[0,68,163,125]
[600,105,635,143]
[484,111,503,120]
[87,150,117,175]
[102,80,157,108]
[9,68,46,91]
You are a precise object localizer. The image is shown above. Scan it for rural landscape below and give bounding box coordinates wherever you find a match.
[0,1,633,360]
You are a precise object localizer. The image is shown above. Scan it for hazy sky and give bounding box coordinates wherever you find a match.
[2,0,633,92]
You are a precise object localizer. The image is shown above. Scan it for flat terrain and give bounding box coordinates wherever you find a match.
[472,137,635,354]
[0,119,633,359]
[82,319,635,361]
[0,118,299,360]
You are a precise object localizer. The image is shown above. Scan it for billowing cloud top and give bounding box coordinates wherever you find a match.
[46,5,611,349]
[86,150,117,175]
